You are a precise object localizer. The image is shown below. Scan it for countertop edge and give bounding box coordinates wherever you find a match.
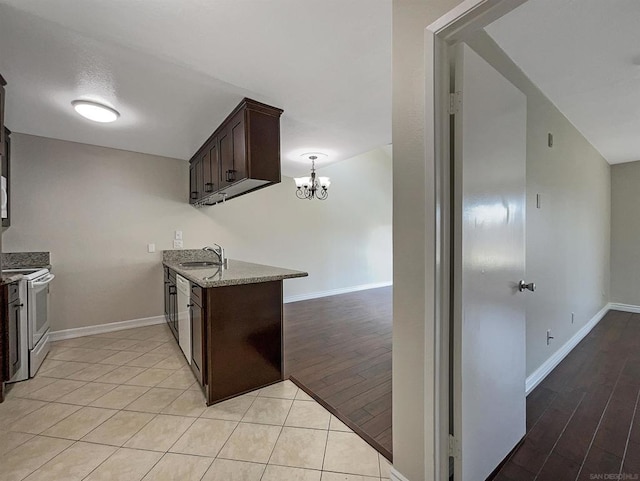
[1,265,53,285]
[1,273,24,285]
[163,260,308,288]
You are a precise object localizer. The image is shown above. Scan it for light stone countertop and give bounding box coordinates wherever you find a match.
[163,259,308,288]
[2,251,52,284]
[3,251,51,269]
[1,273,24,285]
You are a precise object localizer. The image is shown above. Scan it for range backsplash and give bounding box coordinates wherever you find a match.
[162,249,219,263]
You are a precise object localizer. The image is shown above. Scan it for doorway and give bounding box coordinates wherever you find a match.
[422,1,629,480]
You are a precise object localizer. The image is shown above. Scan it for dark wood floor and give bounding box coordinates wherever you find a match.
[284,286,392,460]
[495,309,640,481]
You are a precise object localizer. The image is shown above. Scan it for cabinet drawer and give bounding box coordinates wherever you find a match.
[8,282,19,303]
[191,284,203,305]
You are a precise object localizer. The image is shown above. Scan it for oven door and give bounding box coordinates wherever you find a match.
[28,273,55,349]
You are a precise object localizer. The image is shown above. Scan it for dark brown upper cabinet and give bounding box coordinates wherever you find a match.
[203,137,219,195]
[189,159,199,204]
[3,127,11,228]
[189,98,283,205]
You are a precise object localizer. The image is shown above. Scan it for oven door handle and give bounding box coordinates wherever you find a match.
[29,273,55,287]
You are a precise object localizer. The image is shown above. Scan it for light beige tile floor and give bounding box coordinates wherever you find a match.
[0,323,392,480]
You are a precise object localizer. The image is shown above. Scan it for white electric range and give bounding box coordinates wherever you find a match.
[4,267,55,381]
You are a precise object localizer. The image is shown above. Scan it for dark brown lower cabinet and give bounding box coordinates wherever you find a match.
[164,269,178,341]
[204,280,283,404]
[0,281,20,403]
[7,284,21,379]
[189,292,204,386]
[164,267,170,321]
[164,267,283,406]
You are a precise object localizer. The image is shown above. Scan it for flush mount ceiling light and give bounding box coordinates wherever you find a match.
[71,100,120,123]
[294,152,330,200]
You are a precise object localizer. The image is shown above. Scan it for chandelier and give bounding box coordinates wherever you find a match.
[294,153,331,200]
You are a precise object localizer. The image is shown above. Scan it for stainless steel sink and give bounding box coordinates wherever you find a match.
[179,261,219,268]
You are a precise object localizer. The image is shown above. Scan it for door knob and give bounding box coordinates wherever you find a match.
[518,280,536,292]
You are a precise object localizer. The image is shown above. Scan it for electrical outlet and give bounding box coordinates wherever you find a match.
[147,243,155,253]
[571,312,575,324]
[175,230,183,240]
[546,329,554,345]
[173,240,183,249]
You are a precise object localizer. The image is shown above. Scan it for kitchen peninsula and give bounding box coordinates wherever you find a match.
[162,250,307,405]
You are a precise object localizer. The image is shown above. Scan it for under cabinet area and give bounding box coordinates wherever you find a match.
[189,98,283,206]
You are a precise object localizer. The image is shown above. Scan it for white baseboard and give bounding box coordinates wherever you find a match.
[525,303,610,395]
[50,315,166,342]
[49,282,394,341]
[390,467,410,481]
[284,282,392,304]
[608,302,640,314]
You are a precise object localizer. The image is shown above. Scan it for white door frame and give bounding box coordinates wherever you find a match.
[425,1,528,480]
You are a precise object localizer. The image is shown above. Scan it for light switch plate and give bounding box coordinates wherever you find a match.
[175,230,183,240]
[147,243,156,253]
[173,240,183,249]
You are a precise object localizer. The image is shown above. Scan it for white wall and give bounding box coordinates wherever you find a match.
[3,133,392,332]
[467,31,611,378]
[610,160,640,306]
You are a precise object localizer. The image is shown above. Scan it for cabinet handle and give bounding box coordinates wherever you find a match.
[191,191,198,199]
[187,303,194,307]
[226,170,236,182]
[205,182,214,192]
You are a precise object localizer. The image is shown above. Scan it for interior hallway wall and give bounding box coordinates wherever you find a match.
[610,160,640,306]
[3,133,392,332]
[467,31,611,379]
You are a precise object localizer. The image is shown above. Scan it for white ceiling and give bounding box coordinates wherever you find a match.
[486,0,640,165]
[0,0,391,176]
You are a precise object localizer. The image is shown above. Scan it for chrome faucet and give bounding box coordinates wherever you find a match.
[203,244,227,267]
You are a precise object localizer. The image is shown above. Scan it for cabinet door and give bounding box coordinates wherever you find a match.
[190,299,204,385]
[201,139,218,195]
[168,282,178,341]
[189,161,199,204]
[231,113,247,181]
[207,139,219,194]
[8,300,20,378]
[201,150,212,195]
[164,269,170,322]
[219,110,246,188]
[218,125,232,189]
